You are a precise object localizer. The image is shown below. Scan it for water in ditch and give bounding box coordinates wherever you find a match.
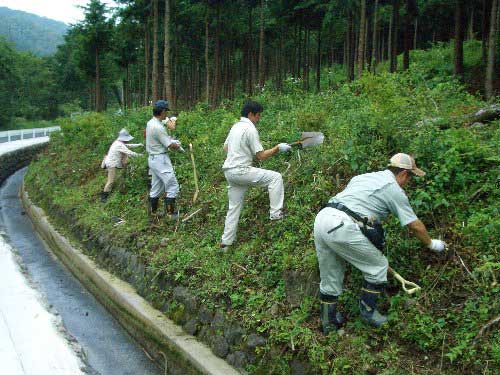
[0,168,160,375]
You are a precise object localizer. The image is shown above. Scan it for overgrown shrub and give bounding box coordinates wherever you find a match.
[25,45,499,374]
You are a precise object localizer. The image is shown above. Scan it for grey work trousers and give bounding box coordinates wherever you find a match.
[314,207,388,296]
[148,154,179,199]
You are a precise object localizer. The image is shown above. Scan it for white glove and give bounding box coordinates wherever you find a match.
[171,140,184,152]
[170,116,177,122]
[428,239,446,252]
[278,143,292,153]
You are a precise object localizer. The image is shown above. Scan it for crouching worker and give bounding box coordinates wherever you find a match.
[100,129,142,202]
[146,100,183,221]
[314,153,447,333]
[220,101,292,248]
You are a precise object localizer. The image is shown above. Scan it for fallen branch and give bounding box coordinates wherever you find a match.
[455,252,473,277]
[474,316,500,343]
[232,263,248,273]
[182,208,203,223]
[189,143,199,204]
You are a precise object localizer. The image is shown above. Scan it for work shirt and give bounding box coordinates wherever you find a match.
[222,117,264,170]
[146,117,173,155]
[330,169,418,226]
[104,140,141,168]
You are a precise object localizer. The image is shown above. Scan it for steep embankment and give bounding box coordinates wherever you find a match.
[25,47,499,374]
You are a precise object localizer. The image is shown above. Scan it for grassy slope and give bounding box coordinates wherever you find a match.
[25,41,499,374]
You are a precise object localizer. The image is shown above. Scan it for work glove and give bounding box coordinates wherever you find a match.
[171,139,185,152]
[428,239,447,252]
[278,143,292,153]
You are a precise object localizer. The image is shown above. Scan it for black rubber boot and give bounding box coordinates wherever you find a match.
[100,191,109,203]
[359,281,388,328]
[149,197,160,214]
[320,293,345,335]
[165,198,178,220]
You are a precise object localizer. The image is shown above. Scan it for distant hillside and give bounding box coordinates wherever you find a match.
[0,7,67,56]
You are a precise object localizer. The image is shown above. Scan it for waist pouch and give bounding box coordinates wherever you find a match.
[324,202,385,251]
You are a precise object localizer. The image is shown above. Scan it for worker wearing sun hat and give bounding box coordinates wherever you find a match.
[100,129,143,202]
[314,153,447,333]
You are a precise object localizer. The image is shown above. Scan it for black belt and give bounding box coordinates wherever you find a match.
[324,202,367,225]
[324,202,386,250]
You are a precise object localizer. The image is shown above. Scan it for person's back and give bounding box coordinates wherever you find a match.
[331,169,415,225]
[223,119,261,170]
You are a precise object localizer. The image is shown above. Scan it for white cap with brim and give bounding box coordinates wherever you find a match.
[388,153,426,176]
[117,128,134,142]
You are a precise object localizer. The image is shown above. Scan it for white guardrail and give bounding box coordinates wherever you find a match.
[0,126,60,143]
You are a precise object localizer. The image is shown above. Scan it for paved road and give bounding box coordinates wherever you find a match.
[0,137,49,155]
[0,140,160,374]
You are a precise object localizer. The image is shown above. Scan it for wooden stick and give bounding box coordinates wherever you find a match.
[189,143,199,204]
[181,208,202,223]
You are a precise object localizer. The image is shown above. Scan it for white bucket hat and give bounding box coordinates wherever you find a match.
[117,128,134,142]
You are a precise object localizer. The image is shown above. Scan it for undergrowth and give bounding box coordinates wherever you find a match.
[25,42,499,374]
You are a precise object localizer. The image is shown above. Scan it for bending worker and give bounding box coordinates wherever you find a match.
[220,101,292,248]
[314,153,447,332]
[100,128,142,202]
[146,100,182,220]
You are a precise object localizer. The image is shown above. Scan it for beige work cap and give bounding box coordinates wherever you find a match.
[388,153,426,177]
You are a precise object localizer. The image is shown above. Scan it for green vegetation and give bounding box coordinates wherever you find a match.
[25,43,499,374]
[0,7,67,56]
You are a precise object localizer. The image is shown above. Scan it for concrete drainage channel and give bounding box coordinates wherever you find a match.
[1,143,239,375]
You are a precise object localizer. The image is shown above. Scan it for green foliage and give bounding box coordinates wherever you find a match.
[25,44,499,373]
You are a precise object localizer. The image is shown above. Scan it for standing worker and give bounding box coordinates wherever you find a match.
[314,153,447,333]
[100,128,142,202]
[146,100,183,220]
[220,101,292,248]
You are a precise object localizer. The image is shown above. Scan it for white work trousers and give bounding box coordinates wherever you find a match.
[314,207,388,296]
[148,154,179,199]
[221,167,284,245]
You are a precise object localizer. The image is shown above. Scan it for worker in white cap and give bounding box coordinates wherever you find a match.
[314,153,447,333]
[220,100,292,248]
[100,128,143,202]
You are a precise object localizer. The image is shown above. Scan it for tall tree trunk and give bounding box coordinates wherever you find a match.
[212,5,221,106]
[414,18,418,49]
[381,26,385,61]
[468,8,475,39]
[371,0,379,72]
[388,13,392,62]
[357,0,366,78]
[163,0,172,103]
[205,9,210,104]
[454,0,465,80]
[347,11,356,81]
[404,0,417,70]
[144,20,150,106]
[258,0,265,87]
[482,0,492,64]
[316,28,321,92]
[298,26,303,80]
[390,0,400,73]
[248,9,254,95]
[485,0,499,99]
[151,0,159,102]
[303,29,310,90]
[95,49,101,112]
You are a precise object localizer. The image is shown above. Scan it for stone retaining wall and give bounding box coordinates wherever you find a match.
[0,142,48,186]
